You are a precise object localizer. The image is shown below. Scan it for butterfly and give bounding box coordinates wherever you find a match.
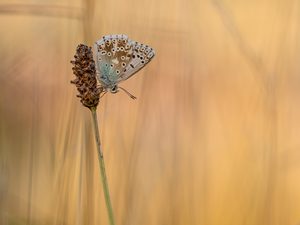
[94,34,155,99]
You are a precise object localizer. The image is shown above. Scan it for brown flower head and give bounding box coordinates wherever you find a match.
[70,44,103,108]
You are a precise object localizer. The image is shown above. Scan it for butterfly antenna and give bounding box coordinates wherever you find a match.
[119,86,137,99]
[100,91,107,98]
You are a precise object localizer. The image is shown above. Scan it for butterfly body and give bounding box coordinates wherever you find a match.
[94,34,155,96]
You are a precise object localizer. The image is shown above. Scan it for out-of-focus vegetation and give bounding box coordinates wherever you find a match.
[1,0,300,225]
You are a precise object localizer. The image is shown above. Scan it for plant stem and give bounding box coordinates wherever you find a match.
[90,107,115,225]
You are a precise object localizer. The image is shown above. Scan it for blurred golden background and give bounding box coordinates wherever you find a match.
[1,0,300,225]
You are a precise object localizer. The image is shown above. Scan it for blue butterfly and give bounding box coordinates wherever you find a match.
[94,34,155,99]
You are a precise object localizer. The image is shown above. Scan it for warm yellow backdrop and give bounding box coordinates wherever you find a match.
[1,0,300,225]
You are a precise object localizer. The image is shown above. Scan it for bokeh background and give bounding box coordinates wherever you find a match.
[1,0,300,225]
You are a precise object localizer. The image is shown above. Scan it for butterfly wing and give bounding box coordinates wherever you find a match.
[94,34,133,87]
[116,39,155,83]
[94,34,155,87]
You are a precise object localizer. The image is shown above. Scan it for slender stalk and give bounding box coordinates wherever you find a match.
[90,107,115,225]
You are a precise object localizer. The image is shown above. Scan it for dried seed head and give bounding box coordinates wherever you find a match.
[70,44,103,108]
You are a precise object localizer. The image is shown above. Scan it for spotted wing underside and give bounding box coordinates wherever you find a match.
[94,34,155,88]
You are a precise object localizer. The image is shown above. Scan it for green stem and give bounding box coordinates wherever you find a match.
[90,107,115,225]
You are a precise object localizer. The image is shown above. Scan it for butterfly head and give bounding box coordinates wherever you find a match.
[109,85,119,94]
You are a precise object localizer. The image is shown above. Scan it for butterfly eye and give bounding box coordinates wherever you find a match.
[145,49,150,54]
[112,48,115,52]
[141,47,145,51]
[125,44,130,49]
[110,85,119,93]
[112,39,117,44]
[116,70,120,74]
[101,50,106,55]
[116,47,120,51]
[121,56,125,60]
[122,62,126,67]
[120,47,124,51]
[110,64,114,68]
[141,60,145,64]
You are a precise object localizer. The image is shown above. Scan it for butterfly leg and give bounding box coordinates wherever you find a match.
[100,90,108,98]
